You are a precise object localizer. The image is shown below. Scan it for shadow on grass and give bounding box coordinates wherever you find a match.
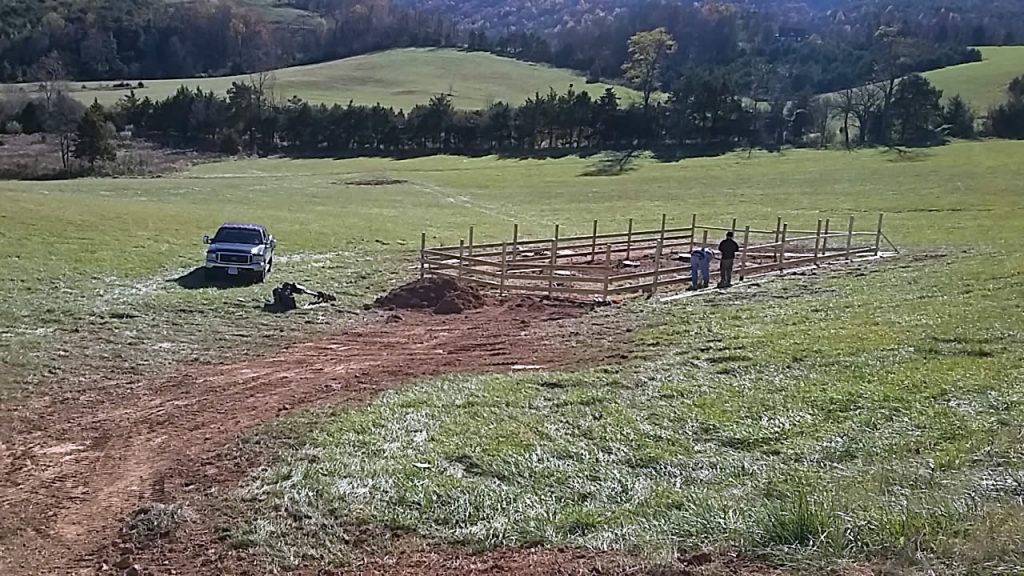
[170,267,254,290]
[580,150,641,176]
[883,147,933,163]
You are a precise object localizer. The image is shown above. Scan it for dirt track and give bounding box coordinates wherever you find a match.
[0,300,621,575]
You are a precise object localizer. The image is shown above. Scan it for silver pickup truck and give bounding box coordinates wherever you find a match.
[203,223,276,283]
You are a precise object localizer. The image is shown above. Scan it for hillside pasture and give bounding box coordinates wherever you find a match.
[0,48,636,110]
[924,46,1024,112]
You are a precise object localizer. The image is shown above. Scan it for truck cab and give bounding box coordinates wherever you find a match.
[203,223,275,283]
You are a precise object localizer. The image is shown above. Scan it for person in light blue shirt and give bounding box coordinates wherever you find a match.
[690,247,715,289]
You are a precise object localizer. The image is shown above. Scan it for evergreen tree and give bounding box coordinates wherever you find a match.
[72,102,116,170]
[940,94,975,139]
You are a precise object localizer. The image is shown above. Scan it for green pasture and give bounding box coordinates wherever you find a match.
[925,46,1024,112]
[2,141,1023,573]
[0,48,636,109]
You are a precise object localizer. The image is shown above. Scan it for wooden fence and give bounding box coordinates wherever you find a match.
[419,213,897,300]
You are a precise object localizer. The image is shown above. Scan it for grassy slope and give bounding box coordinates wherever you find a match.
[2,142,1024,571]
[924,46,1024,111]
[0,48,636,109]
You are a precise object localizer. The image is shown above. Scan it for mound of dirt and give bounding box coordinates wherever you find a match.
[375,277,486,314]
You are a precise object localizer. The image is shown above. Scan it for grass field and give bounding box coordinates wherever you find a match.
[924,46,1024,112]
[2,141,1024,573]
[0,48,636,109]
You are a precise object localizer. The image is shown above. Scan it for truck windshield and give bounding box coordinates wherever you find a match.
[213,228,263,245]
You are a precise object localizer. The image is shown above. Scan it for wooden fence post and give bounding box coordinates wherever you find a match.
[468,226,475,256]
[822,218,831,255]
[419,232,426,279]
[688,213,697,253]
[875,213,884,256]
[731,217,737,232]
[659,213,667,247]
[652,238,664,294]
[813,219,822,266]
[590,219,598,262]
[458,239,465,278]
[625,218,634,260]
[779,223,788,269]
[603,244,612,300]
[701,229,708,249]
[548,224,559,296]
[547,239,556,296]
[511,223,519,261]
[739,225,751,279]
[499,241,508,296]
[846,216,855,261]
[774,216,783,262]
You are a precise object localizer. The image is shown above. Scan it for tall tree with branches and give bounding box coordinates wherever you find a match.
[622,28,676,110]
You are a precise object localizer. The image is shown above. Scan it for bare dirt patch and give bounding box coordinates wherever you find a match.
[0,298,621,575]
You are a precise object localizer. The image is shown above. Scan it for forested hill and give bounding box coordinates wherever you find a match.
[396,0,1024,44]
[0,0,457,82]
[2,0,1022,98]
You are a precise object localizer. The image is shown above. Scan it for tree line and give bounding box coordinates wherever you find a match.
[463,0,989,96]
[4,26,1023,177]
[3,0,1007,105]
[0,0,457,83]
[5,73,1019,176]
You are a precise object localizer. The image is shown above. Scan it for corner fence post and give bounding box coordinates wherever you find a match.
[688,213,697,253]
[511,223,519,261]
[813,219,822,266]
[458,239,465,278]
[419,232,426,279]
[822,218,831,255]
[499,241,508,296]
[875,212,884,256]
[846,216,855,261]
[625,217,634,260]
[739,225,750,280]
[590,219,598,262]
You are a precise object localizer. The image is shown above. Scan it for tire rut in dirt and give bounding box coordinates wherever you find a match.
[0,302,613,575]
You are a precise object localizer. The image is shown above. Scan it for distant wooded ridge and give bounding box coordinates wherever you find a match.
[1,0,1021,99]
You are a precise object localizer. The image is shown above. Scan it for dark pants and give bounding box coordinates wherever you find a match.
[720,258,734,287]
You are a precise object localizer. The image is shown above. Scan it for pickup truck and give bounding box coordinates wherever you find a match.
[203,223,276,282]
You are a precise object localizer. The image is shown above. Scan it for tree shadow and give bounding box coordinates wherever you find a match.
[169,267,254,289]
[649,141,738,162]
[882,147,933,163]
[579,150,640,176]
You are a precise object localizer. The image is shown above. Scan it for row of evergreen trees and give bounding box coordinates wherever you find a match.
[6,73,1024,175]
[94,78,961,155]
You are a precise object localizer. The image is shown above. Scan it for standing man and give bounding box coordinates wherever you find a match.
[718,231,740,288]
[690,245,714,289]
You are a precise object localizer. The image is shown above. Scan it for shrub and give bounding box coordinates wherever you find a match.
[218,131,242,155]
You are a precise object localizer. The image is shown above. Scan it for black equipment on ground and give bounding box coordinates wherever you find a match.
[266,282,336,312]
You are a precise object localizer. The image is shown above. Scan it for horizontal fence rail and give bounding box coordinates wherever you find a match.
[419,213,894,300]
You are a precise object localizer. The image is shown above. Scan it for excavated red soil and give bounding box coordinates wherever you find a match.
[0,300,624,576]
[375,277,488,314]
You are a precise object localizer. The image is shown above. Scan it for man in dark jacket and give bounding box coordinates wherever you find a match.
[718,231,740,288]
